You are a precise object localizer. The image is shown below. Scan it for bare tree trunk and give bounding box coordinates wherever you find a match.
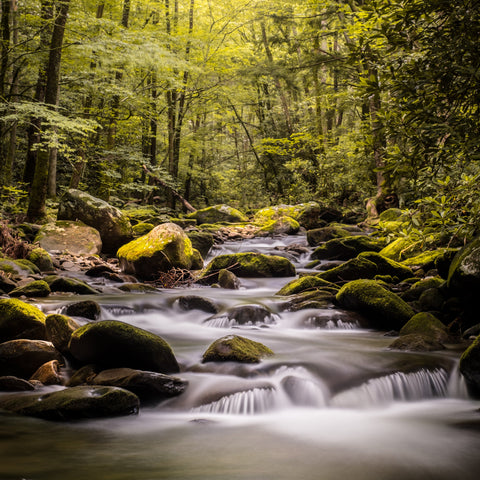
[27,0,70,222]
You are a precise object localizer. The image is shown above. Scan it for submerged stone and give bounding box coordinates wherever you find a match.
[0,385,139,421]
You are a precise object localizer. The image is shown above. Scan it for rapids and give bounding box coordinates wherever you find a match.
[1,234,480,480]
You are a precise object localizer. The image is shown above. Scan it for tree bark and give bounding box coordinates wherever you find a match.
[27,0,70,222]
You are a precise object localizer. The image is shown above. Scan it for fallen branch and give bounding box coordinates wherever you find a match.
[142,165,196,213]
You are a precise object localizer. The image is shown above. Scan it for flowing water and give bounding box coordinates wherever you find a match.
[2,235,480,480]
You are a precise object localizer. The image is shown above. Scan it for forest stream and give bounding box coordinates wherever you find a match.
[2,234,480,480]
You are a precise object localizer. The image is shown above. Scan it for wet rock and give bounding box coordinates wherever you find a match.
[463,323,480,340]
[282,289,336,311]
[57,189,133,254]
[0,298,46,342]
[218,269,240,289]
[85,265,116,278]
[213,304,276,326]
[357,252,413,280]
[256,216,300,236]
[318,257,378,283]
[460,335,480,397]
[187,230,215,258]
[399,312,451,343]
[44,275,99,295]
[448,236,480,293]
[277,276,337,296]
[117,283,157,293]
[336,279,414,331]
[0,274,17,293]
[186,204,248,225]
[202,334,274,363]
[67,364,98,387]
[0,339,63,378]
[401,277,445,301]
[117,223,198,280]
[64,300,101,320]
[27,247,54,272]
[389,334,445,352]
[35,220,103,255]
[9,280,51,298]
[0,376,35,391]
[306,226,352,246]
[199,252,295,284]
[311,235,384,261]
[30,360,63,385]
[177,295,219,314]
[0,385,140,421]
[68,320,180,374]
[91,367,188,402]
[45,314,81,355]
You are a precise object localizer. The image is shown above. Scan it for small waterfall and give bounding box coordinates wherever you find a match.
[190,387,277,415]
[331,368,449,408]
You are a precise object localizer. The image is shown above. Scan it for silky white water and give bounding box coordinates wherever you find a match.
[1,234,480,480]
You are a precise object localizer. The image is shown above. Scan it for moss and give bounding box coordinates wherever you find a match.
[257,216,300,236]
[311,235,384,261]
[27,247,54,272]
[378,208,404,222]
[460,335,480,397]
[400,312,450,342]
[14,259,40,275]
[199,252,296,283]
[379,236,423,261]
[402,277,444,301]
[388,334,446,352]
[187,230,214,257]
[357,251,413,279]
[202,334,274,363]
[447,236,480,291]
[336,279,414,330]
[9,280,51,298]
[132,222,154,236]
[277,275,337,296]
[401,249,447,269]
[117,283,158,293]
[306,226,352,246]
[0,298,46,342]
[317,257,378,283]
[186,204,248,225]
[45,276,99,295]
[45,313,80,354]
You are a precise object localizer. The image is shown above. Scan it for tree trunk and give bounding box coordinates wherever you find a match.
[27,0,70,222]
[0,0,11,185]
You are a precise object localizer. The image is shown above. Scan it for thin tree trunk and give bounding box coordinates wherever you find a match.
[27,0,70,222]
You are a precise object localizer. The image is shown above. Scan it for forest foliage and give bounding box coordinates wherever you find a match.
[0,0,479,244]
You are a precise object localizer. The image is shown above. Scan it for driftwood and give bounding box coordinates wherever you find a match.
[142,165,196,213]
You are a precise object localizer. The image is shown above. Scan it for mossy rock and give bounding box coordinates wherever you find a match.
[58,189,133,254]
[377,220,409,234]
[91,368,188,402]
[45,275,99,295]
[64,300,101,320]
[218,268,240,289]
[282,288,336,311]
[447,236,480,293]
[9,280,51,298]
[186,205,248,225]
[117,283,158,293]
[379,236,423,261]
[401,277,445,301]
[27,247,54,272]
[254,204,300,223]
[459,335,480,398]
[34,220,103,255]
[123,206,164,224]
[171,218,197,229]
[0,385,140,421]
[388,334,446,352]
[317,257,379,283]
[0,339,63,378]
[187,230,215,258]
[0,298,47,342]
[132,222,155,236]
[117,223,196,280]
[357,252,413,280]
[306,226,352,247]
[401,249,449,270]
[177,295,219,314]
[399,312,450,343]
[0,258,36,277]
[257,216,300,236]
[190,248,205,270]
[202,334,274,363]
[277,275,337,296]
[378,208,405,222]
[199,252,296,284]
[418,288,445,311]
[336,279,414,330]
[45,314,81,355]
[311,235,384,261]
[68,320,180,374]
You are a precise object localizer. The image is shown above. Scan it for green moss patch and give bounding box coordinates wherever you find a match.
[202,334,274,363]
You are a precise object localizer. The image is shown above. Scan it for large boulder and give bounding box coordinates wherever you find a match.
[186,205,248,225]
[202,335,274,363]
[130,223,200,272]
[199,252,295,284]
[68,320,180,374]
[336,279,415,330]
[91,368,187,402]
[57,189,133,253]
[447,236,480,293]
[0,339,63,378]
[256,216,300,236]
[0,298,46,342]
[34,220,103,255]
[0,385,139,420]
[117,223,199,280]
[399,312,451,343]
[460,335,480,397]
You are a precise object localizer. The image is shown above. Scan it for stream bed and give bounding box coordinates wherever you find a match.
[2,235,480,480]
